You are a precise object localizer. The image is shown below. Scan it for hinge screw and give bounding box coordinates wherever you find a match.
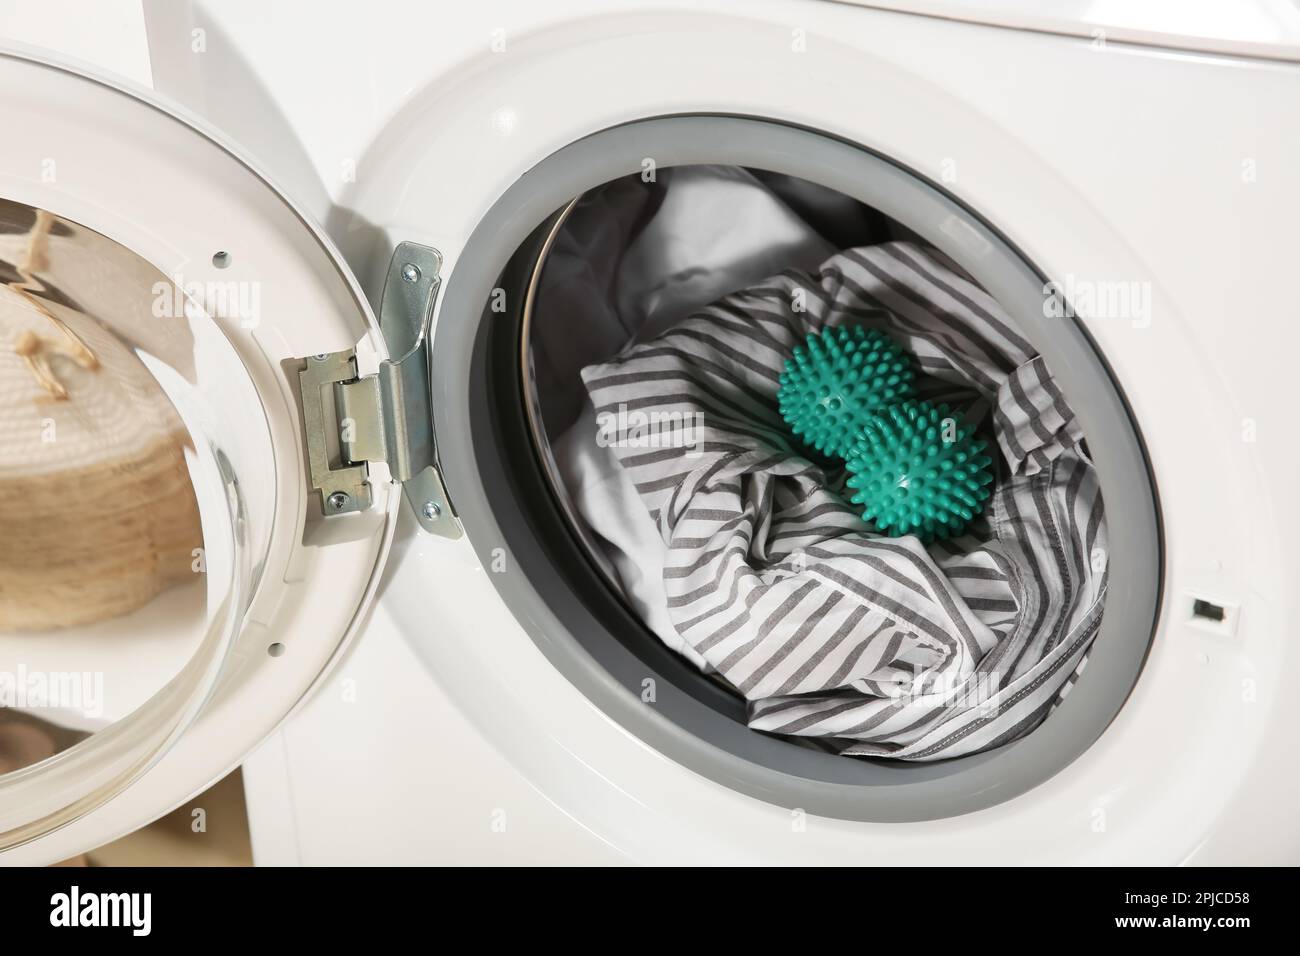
[401,263,421,284]
[327,491,349,511]
[422,500,441,520]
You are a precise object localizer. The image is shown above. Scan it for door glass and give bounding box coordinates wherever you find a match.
[0,199,261,845]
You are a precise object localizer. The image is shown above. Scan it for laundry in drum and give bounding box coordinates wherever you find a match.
[536,166,1108,761]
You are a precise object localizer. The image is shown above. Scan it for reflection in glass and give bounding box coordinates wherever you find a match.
[0,199,244,842]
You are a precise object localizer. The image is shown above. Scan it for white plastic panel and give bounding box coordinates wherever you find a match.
[838,0,1300,62]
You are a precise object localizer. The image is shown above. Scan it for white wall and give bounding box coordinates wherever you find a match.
[0,0,151,86]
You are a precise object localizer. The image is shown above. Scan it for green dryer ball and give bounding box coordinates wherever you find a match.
[845,400,994,543]
[777,325,915,459]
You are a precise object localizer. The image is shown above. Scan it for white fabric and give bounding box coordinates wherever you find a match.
[552,403,702,666]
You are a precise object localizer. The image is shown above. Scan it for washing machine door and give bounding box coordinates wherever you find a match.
[0,50,430,861]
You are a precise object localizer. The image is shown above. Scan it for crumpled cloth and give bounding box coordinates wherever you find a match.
[577,241,1106,759]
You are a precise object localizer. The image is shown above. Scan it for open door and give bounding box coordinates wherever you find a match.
[0,49,414,862]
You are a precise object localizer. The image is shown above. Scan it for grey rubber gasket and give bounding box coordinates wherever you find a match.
[429,115,1162,822]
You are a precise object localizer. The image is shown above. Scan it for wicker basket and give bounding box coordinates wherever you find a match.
[0,221,203,632]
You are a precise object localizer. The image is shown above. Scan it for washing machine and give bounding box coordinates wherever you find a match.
[1,0,1298,866]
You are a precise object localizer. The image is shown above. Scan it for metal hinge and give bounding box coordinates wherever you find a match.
[296,242,462,538]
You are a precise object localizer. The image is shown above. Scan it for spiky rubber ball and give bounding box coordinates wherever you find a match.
[777,325,915,459]
[845,400,994,543]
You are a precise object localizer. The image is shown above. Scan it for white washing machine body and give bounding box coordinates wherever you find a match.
[2,0,1298,864]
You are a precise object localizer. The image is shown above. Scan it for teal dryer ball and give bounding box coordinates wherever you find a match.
[845,400,995,543]
[777,325,915,459]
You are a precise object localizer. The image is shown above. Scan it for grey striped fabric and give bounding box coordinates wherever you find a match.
[581,242,1107,759]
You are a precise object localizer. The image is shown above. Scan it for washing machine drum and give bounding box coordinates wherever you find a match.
[524,165,1108,762]
[428,117,1161,822]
